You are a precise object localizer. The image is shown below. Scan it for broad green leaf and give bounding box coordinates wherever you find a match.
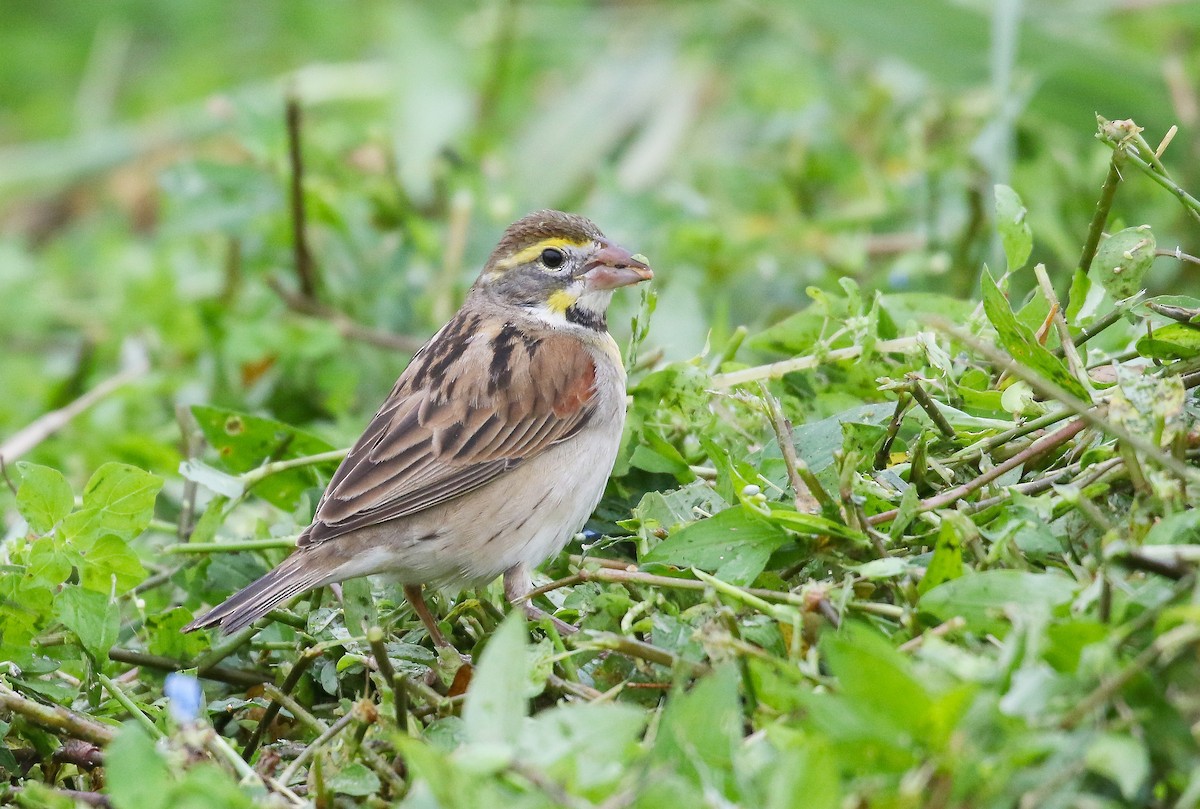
[642,506,789,585]
[1085,733,1149,800]
[653,666,740,796]
[822,624,932,738]
[981,271,1091,401]
[15,463,73,534]
[994,185,1032,271]
[1144,510,1200,545]
[106,723,171,809]
[766,504,865,543]
[54,587,119,665]
[28,538,81,586]
[326,762,381,797]
[920,570,1077,637]
[764,730,841,809]
[625,481,730,533]
[60,463,163,548]
[517,703,648,791]
[463,612,528,750]
[190,405,338,509]
[80,535,148,593]
[1089,225,1155,299]
[1137,322,1200,361]
[919,515,965,594]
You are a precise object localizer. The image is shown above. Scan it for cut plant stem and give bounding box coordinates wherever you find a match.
[939,320,1200,484]
[869,418,1087,525]
[711,336,924,388]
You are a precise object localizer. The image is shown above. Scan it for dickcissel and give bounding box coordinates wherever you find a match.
[184,210,652,645]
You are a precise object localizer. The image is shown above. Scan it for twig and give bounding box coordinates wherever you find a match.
[96,673,161,739]
[758,384,830,512]
[240,448,347,487]
[367,627,406,730]
[868,418,1087,525]
[107,647,267,688]
[262,685,404,794]
[267,276,425,352]
[164,537,299,555]
[906,375,956,439]
[1059,624,1200,729]
[286,93,318,299]
[570,632,706,676]
[711,336,924,388]
[0,354,148,463]
[242,647,322,762]
[277,709,358,788]
[941,320,1200,483]
[1098,117,1200,224]
[1075,150,1124,276]
[1054,306,1127,357]
[0,682,116,745]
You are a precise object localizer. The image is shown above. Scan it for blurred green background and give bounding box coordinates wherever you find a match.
[2,0,1198,480]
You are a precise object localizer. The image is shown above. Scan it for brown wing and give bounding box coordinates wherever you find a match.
[298,313,599,547]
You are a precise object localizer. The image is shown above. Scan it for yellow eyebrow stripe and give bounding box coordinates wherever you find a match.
[493,237,589,272]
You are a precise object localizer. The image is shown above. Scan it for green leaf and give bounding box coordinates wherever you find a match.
[79,535,148,593]
[190,405,338,509]
[517,703,648,791]
[653,666,741,796]
[1089,225,1155,299]
[920,570,1077,637]
[326,761,381,796]
[15,463,74,534]
[765,504,865,543]
[821,624,932,739]
[919,515,965,594]
[61,463,163,548]
[105,723,171,809]
[1085,733,1149,800]
[1137,322,1200,361]
[643,506,789,585]
[463,612,529,750]
[994,185,1032,271]
[53,587,119,665]
[981,271,1090,401]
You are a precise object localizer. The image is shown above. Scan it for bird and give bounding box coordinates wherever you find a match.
[183,210,653,646]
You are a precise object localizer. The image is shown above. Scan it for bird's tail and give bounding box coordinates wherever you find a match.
[182,552,325,634]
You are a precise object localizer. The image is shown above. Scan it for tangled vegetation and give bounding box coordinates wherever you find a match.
[2,3,1200,807]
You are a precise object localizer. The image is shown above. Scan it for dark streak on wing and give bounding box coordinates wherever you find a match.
[298,313,599,548]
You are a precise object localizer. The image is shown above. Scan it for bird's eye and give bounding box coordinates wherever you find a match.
[540,248,565,269]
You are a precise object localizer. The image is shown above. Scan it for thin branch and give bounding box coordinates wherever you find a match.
[759,384,830,512]
[711,336,924,388]
[0,354,148,463]
[241,647,322,762]
[262,685,405,794]
[906,375,956,439]
[940,320,1200,483]
[0,682,116,745]
[1076,150,1124,275]
[268,276,425,352]
[286,93,318,299]
[868,418,1087,525]
[107,647,268,688]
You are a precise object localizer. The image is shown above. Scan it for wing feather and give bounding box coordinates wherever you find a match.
[299,315,601,547]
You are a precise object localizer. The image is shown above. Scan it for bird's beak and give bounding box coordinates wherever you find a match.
[580,243,654,291]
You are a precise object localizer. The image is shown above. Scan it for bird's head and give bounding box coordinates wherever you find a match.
[473,210,653,330]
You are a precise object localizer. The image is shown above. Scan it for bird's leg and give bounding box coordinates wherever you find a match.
[403,584,452,649]
[503,566,578,636]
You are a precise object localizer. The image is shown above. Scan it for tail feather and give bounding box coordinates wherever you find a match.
[182,553,323,634]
